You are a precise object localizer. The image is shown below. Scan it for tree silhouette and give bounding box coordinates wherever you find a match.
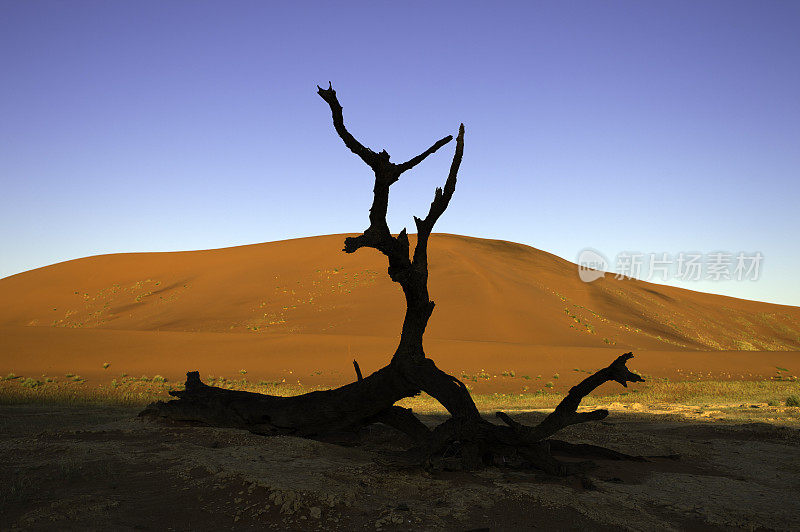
[141,84,647,474]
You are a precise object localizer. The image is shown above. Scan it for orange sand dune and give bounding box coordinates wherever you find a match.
[1,234,799,388]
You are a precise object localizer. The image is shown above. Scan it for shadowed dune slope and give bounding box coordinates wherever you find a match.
[2,233,799,352]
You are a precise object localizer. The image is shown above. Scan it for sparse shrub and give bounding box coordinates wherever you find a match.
[552,373,559,379]
[786,395,800,407]
[3,373,20,381]
[21,378,42,388]
[240,369,247,375]
[102,362,110,369]
[152,375,166,383]
[767,399,778,406]
[545,382,554,388]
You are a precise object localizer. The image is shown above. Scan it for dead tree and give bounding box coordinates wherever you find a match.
[140,84,646,474]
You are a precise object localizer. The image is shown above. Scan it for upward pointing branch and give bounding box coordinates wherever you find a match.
[317,82,379,169]
[413,123,465,269]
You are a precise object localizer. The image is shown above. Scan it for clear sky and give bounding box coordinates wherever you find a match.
[2,1,798,306]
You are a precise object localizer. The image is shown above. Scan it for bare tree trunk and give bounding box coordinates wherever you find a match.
[140,84,648,474]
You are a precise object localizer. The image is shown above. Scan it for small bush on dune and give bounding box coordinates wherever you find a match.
[21,378,42,388]
[786,395,800,407]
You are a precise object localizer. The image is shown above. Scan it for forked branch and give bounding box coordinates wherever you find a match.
[496,352,644,442]
[317,81,452,181]
[318,82,463,302]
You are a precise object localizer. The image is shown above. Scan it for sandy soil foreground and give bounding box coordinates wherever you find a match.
[1,405,799,531]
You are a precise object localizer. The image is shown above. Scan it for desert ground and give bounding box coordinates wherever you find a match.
[2,233,800,530]
[1,404,799,530]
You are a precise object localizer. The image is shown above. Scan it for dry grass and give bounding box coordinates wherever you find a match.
[400,380,800,413]
[0,374,321,407]
[2,372,799,417]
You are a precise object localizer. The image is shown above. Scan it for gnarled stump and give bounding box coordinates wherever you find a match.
[141,84,652,475]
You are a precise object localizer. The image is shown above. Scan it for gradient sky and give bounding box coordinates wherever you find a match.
[2,1,799,306]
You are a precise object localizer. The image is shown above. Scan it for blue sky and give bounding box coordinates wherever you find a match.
[1,1,798,306]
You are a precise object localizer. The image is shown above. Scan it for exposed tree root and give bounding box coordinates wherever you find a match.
[140,353,649,475]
